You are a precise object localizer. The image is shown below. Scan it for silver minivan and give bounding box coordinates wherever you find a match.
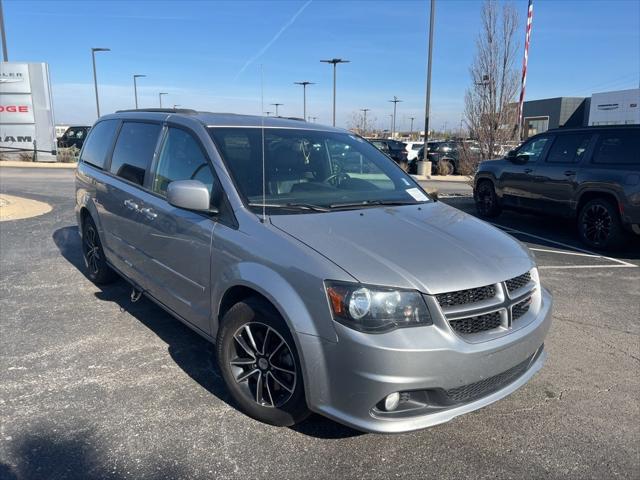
[75,110,552,433]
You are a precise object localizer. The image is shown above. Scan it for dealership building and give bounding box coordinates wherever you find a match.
[521,88,639,138]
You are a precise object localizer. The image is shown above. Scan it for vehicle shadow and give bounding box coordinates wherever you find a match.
[52,225,362,440]
[0,424,191,479]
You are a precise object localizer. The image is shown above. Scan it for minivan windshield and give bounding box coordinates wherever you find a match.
[208,127,430,213]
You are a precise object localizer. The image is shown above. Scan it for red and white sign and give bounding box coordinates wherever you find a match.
[0,94,34,123]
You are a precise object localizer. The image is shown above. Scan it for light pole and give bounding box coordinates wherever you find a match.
[424,0,436,144]
[0,0,8,61]
[312,116,317,123]
[271,103,283,116]
[389,96,402,138]
[264,111,272,116]
[360,108,370,135]
[173,104,181,109]
[409,117,415,138]
[91,47,110,118]
[294,81,314,120]
[320,58,350,126]
[133,74,145,109]
[158,92,167,108]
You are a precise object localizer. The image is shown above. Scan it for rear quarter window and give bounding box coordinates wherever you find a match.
[592,131,640,165]
[79,120,119,169]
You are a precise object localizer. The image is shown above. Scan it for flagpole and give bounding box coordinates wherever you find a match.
[517,0,534,141]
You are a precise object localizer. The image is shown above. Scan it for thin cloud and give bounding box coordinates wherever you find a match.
[234,0,312,80]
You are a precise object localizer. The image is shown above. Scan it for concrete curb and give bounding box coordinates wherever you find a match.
[0,193,53,221]
[411,174,472,182]
[0,161,77,169]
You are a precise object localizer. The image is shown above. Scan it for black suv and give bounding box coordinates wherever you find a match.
[417,140,481,175]
[58,126,91,149]
[369,138,409,170]
[473,125,640,249]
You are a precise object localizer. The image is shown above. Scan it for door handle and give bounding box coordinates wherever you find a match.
[124,199,140,212]
[524,168,533,174]
[564,170,576,176]
[140,207,157,220]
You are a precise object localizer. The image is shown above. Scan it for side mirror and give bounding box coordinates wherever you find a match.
[167,180,211,212]
[506,149,517,158]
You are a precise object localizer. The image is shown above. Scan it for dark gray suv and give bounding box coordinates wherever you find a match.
[75,109,552,432]
[474,125,640,249]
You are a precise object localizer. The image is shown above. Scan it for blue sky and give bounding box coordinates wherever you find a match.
[5,0,640,129]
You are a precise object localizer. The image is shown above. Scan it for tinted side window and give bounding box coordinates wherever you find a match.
[109,122,161,186]
[152,128,215,197]
[546,134,592,164]
[517,136,550,163]
[592,131,640,165]
[79,120,119,169]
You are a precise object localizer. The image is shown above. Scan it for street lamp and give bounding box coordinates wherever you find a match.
[389,96,402,138]
[409,116,416,138]
[311,116,317,123]
[294,81,314,120]
[264,111,272,116]
[158,92,167,108]
[360,108,370,135]
[271,103,283,116]
[320,58,350,126]
[91,47,110,118]
[133,74,145,109]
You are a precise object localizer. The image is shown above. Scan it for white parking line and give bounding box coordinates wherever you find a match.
[491,223,638,269]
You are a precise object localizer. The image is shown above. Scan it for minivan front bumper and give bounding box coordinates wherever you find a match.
[299,287,552,433]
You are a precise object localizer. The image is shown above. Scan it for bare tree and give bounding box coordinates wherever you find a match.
[346,110,378,137]
[464,0,520,161]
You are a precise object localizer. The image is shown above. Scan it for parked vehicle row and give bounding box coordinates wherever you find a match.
[76,109,551,433]
[474,125,640,249]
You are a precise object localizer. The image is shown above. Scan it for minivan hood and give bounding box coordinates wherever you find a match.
[270,202,534,295]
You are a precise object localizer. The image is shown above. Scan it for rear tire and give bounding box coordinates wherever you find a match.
[216,297,310,427]
[578,198,625,250]
[81,215,117,284]
[474,180,502,218]
[438,159,455,176]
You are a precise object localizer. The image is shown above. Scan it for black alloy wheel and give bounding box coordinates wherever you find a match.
[474,180,502,218]
[578,198,624,249]
[81,216,117,284]
[216,298,309,426]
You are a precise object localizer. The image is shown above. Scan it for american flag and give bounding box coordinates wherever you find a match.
[517,0,534,138]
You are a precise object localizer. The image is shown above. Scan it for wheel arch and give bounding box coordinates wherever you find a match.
[576,189,622,216]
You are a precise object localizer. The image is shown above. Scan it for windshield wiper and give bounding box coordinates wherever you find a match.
[328,199,425,209]
[248,202,330,212]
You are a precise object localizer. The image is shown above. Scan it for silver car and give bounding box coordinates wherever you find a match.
[75,110,552,433]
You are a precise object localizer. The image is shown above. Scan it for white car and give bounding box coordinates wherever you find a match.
[405,142,424,161]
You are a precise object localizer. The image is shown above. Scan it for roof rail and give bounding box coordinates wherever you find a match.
[279,116,306,122]
[115,108,198,114]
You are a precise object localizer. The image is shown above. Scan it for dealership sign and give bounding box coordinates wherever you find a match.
[0,62,56,158]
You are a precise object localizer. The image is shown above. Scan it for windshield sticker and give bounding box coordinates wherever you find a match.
[406,188,429,202]
[401,178,411,186]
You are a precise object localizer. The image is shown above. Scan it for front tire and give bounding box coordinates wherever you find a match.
[81,215,117,284]
[474,180,502,218]
[438,158,455,176]
[216,298,310,426]
[578,198,624,249]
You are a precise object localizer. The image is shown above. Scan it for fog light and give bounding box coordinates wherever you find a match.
[384,392,400,411]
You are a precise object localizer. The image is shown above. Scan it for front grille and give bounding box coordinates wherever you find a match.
[512,297,531,321]
[449,311,502,335]
[436,284,496,308]
[506,271,531,293]
[442,354,533,404]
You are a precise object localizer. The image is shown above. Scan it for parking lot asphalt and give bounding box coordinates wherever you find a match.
[1,167,639,480]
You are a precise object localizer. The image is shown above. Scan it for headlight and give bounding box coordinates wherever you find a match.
[325,281,432,333]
